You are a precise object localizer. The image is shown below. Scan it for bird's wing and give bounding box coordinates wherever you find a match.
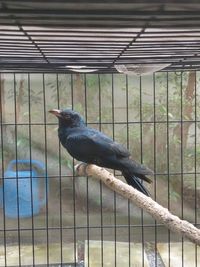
[66,129,130,160]
[92,129,130,157]
[109,141,131,158]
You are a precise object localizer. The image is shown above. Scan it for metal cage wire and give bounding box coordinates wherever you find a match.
[0,1,200,266]
[1,1,200,72]
[0,72,199,266]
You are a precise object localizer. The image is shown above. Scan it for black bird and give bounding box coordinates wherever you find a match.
[49,109,153,195]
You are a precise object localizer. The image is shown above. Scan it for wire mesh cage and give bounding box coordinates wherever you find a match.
[0,72,199,266]
[0,1,200,267]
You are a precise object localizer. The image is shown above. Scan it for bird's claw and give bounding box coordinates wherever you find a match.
[75,162,88,176]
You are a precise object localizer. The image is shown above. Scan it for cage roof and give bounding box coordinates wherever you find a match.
[1,0,200,73]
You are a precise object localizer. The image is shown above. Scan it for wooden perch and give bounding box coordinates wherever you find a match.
[75,163,200,246]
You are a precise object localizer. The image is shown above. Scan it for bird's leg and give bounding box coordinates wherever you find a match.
[75,162,89,176]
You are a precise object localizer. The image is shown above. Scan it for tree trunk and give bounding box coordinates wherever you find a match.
[73,74,85,107]
[173,71,195,147]
[16,77,25,123]
[172,71,196,192]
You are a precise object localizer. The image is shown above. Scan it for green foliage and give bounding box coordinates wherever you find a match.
[48,74,72,107]
[8,78,42,105]
[116,72,200,196]
[3,72,199,200]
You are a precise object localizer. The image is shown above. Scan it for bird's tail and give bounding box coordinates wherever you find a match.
[122,171,150,196]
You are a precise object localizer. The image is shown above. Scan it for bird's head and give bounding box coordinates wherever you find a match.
[49,108,85,128]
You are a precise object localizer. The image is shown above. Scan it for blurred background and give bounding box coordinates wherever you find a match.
[0,71,199,265]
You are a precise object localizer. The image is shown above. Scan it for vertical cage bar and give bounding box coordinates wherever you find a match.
[56,73,63,265]
[180,72,184,267]
[111,73,117,267]
[139,76,145,267]
[98,73,104,267]
[13,73,22,267]
[0,73,7,267]
[194,71,197,267]
[42,73,49,266]
[153,72,158,267]
[71,74,77,265]
[166,71,171,267]
[27,73,35,266]
[84,73,90,267]
[125,74,131,267]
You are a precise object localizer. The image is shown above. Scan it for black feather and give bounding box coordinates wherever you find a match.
[122,171,150,196]
[50,108,153,196]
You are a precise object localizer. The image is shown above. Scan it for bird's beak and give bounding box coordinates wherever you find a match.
[49,109,62,118]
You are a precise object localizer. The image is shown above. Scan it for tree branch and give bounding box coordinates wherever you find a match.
[75,163,200,245]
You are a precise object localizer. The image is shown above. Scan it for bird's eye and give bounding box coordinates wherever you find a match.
[64,114,71,119]
[60,112,70,119]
